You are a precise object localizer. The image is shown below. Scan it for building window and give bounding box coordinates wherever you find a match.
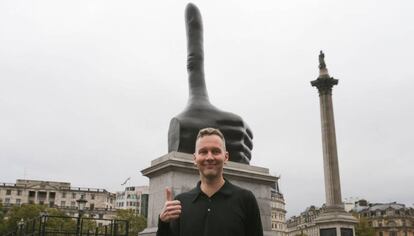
[49,201,54,207]
[5,198,10,205]
[17,190,22,196]
[379,232,383,236]
[72,193,76,199]
[91,194,95,200]
[62,192,66,198]
[61,201,66,207]
[90,203,95,210]
[71,201,76,208]
[6,189,11,195]
[38,192,47,201]
[29,191,36,198]
[16,199,21,205]
[99,214,104,219]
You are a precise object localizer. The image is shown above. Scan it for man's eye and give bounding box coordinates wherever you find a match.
[212,149,221,155]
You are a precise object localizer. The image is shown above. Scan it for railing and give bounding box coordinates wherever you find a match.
[4,215,129,236]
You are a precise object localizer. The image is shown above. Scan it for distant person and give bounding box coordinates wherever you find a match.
[157,127,263,236]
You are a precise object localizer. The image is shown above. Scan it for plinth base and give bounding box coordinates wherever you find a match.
[139,151,279,236]
[315,209,358,236]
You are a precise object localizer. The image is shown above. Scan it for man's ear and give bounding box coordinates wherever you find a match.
[224,151,229,163]
[193,154,197,166]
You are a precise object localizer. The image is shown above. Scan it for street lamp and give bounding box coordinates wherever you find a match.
[18,218,24,236]
[76,194,88,236]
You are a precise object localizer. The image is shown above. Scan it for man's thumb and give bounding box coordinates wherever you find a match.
[165,187,173,201]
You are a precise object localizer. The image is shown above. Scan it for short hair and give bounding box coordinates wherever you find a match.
[196,127,226,150]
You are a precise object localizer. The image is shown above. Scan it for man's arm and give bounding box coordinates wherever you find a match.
[157,188,181,236]
[245,191,264,236]
[156,218,172,236]
[157,218,173,236]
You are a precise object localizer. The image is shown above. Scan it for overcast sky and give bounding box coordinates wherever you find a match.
[1,0,413,217]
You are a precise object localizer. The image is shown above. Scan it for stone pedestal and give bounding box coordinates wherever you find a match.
[315,208,358,236]
[139,151,278,236]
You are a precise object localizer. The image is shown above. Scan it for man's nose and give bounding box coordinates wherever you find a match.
[206,151,214,160]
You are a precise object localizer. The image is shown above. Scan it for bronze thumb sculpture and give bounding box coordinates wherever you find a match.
[168,3,253,164]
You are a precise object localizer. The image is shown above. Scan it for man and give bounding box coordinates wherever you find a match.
[157,127,263,236]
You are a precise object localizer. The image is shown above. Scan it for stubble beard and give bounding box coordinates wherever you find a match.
[200,164,223,182]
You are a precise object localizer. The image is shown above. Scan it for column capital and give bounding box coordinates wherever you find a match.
[311,77,338,95]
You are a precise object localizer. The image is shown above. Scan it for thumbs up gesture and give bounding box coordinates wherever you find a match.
[168,3,253,164]
[159,188,182,223]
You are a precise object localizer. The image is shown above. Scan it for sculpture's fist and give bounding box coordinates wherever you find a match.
[167,3,253,164]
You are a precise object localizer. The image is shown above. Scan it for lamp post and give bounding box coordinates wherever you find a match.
[39,211,48,235]
[18,218,24,236]
[76,194,88,236]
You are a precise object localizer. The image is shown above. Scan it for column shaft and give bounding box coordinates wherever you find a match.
[318,92,342,208]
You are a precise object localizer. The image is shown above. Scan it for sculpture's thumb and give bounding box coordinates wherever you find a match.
[185,3,209,103]
[165,187,174,201]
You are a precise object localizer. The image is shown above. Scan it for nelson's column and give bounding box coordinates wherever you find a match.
[311,51,357,236]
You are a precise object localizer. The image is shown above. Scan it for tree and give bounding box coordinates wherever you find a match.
[115,209,147,235]
[43,208,77,233]
[2,204,46,233]
[0,204,77,235]
[0,203,6,234]
[355,216,375,236]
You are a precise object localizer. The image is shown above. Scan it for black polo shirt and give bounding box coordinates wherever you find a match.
[157,180,263,236]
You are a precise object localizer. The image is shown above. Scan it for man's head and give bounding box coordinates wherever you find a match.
[194,128,229,181]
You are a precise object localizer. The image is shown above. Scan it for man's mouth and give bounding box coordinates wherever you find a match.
[204,162,216,168]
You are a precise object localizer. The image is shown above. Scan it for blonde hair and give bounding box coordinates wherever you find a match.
[196,127,226,150]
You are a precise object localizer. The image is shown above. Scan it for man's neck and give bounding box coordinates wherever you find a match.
[200,176,225,197]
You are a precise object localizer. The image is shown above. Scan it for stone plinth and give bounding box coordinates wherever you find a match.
[139,151,278,236]
[315,209,358,236]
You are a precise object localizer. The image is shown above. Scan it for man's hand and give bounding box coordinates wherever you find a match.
[159,188,182,223]
[168,3,253,164]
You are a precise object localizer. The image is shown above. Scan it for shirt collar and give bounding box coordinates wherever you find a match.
[191,179,234,202]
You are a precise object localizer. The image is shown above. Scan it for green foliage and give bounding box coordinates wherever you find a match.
[81,218,97,233]
[0,204,118,235]
[355,217,375,236]
[0,204,79,235]
[3,204,46,233]
[115,209,147,235]
[43,209,77,233]
[0,203,6,233]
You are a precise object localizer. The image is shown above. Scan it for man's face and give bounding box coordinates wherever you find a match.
[194,134,229,180]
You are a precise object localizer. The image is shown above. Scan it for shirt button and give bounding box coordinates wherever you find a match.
[208,208,211,212]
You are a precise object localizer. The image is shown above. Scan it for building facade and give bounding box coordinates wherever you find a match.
[287,205,324,236]
[115,186,149,217]
[271,183,287,236]
[353,200,414,236]
[0,179,116,220]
